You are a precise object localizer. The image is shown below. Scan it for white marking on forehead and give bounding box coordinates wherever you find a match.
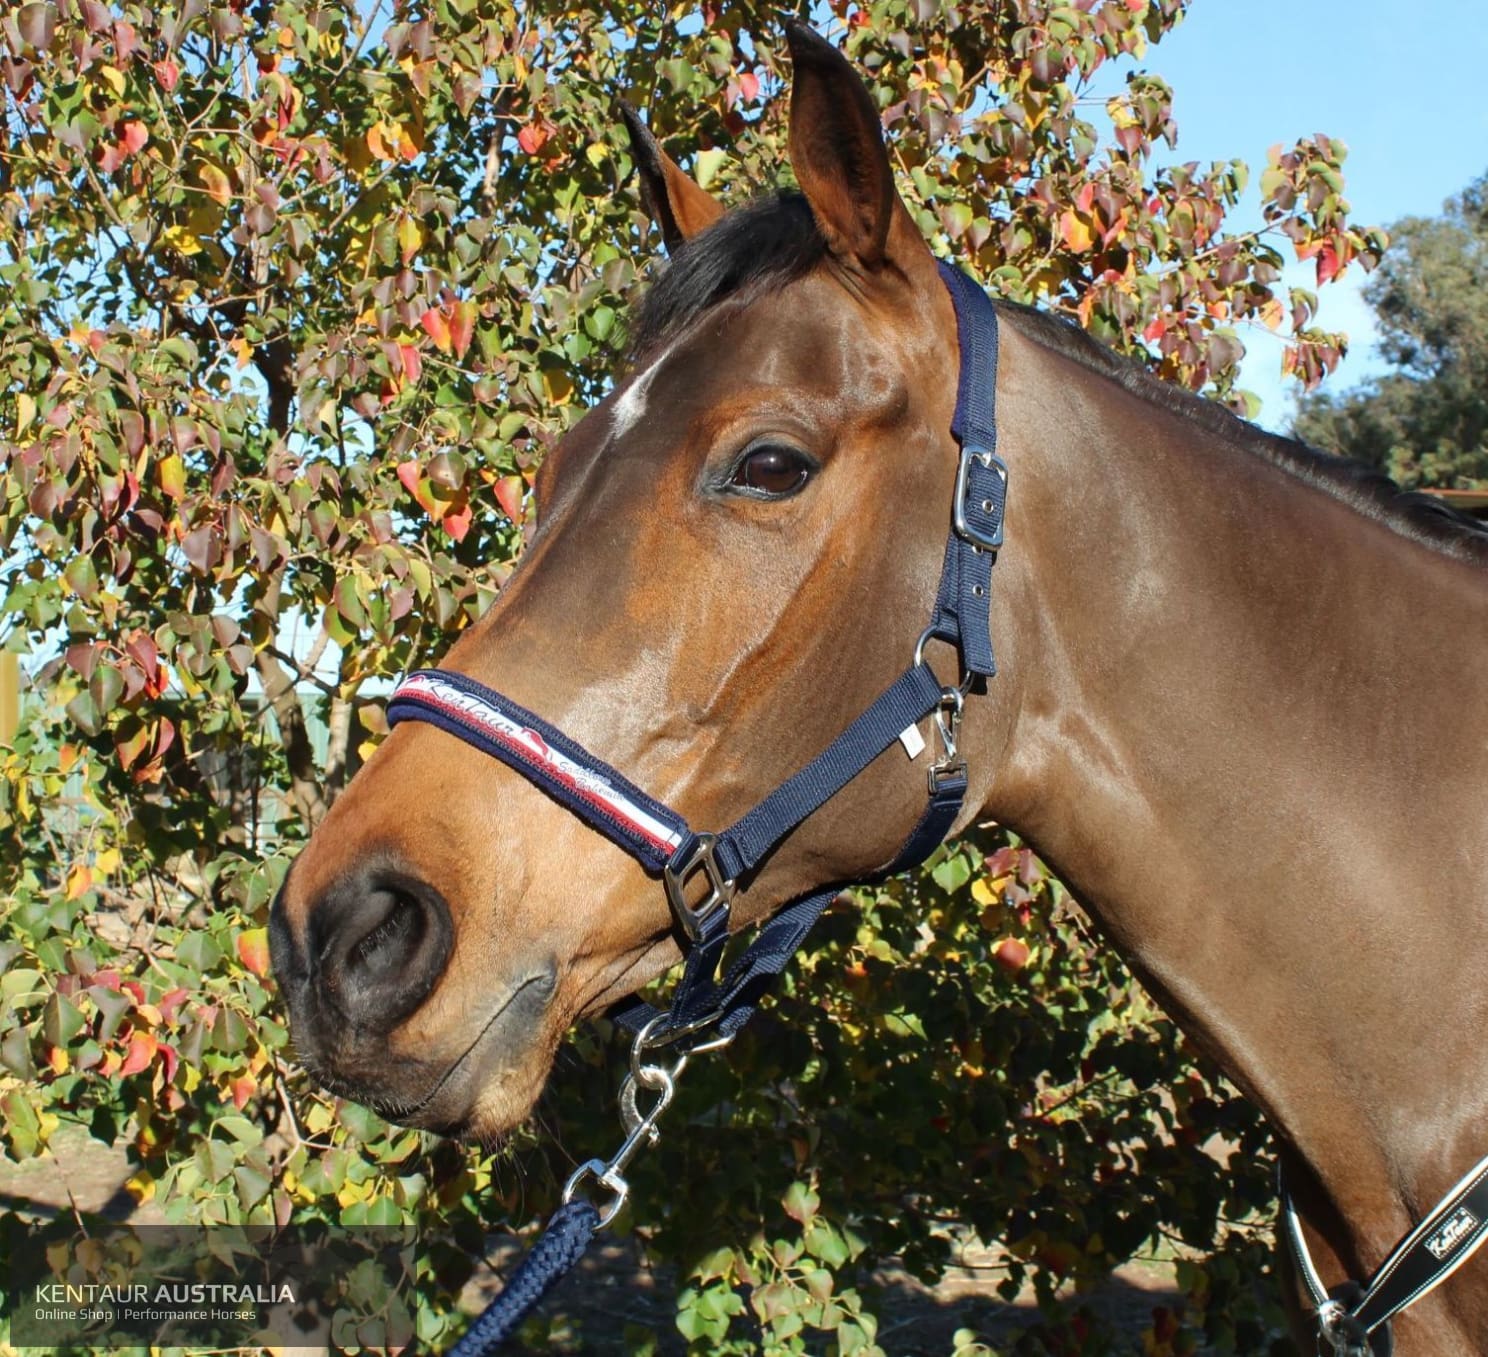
[610,334,685,439]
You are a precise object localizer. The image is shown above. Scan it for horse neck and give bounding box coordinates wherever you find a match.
[979,322,1488,1290]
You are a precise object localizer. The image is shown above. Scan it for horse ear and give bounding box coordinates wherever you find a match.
[785,22,915,271]
[619,102,725,253]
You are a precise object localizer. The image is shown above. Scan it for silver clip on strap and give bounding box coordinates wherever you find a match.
[562,1014,734,1227]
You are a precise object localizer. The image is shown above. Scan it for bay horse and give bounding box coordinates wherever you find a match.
[269,24,1488,1354]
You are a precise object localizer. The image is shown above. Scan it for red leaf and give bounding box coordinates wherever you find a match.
[994,938,1030,974]
[157,1043,179,1084]
[396,460,422,497]
[442,501,472,541]
[494,475,524,524]
[158,988,190,1024]
[738,70,759,102]
[1315,243,1340,286]
[517,121,549,155]
[154,58,179,92]
[398,342,422,383]
[119,120,148,157]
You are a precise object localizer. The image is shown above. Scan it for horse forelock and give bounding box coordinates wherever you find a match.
[628,191,828,363]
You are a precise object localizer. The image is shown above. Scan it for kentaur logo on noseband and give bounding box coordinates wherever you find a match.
[1426,1208,1481,1261]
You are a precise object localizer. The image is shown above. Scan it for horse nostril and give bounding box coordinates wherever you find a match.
[311,867,454,1033]
[349,890,423,977]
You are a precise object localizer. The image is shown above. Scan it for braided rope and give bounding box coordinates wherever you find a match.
[449,1200,600,1357]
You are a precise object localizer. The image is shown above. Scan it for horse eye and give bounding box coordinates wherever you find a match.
[729,444,813,498]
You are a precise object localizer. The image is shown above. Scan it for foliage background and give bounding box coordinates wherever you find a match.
[0,0,1396,1351]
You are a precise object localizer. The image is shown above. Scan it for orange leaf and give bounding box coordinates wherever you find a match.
[1060,210,1094,254]
[367,121,391,161]
[119,1031,157,1077]
[230,1074,256,1110]
[450,300,477,360]
[420,307,452,353]
[236,927,270,978]
[396,460,421,497]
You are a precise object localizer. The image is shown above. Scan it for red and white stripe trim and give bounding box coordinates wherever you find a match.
[394,672,684,856]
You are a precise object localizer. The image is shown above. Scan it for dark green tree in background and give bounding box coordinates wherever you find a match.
[1296,175,1488,490]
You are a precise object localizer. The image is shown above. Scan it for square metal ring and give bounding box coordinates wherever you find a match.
[663,833,735,942]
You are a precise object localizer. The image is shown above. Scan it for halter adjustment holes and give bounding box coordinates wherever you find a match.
[723,441,816,500]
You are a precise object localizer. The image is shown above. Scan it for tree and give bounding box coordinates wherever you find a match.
[1295,176,1488,490]
[0,2,1380,1351]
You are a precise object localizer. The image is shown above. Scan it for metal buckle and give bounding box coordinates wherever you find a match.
[952,444,1007,550]
[927,686,967,794]
[663,832,735,942]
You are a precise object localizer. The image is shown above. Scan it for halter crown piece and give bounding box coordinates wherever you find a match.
[384,262,1004,1354]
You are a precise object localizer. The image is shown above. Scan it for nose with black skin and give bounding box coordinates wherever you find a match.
[270,861,454,1040]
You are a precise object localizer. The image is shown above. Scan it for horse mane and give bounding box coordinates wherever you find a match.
[629,193,1488,564]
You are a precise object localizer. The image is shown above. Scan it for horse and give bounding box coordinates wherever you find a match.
[269,23,1488,1354]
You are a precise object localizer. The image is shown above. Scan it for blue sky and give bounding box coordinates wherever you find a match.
[1125,0,1488,429]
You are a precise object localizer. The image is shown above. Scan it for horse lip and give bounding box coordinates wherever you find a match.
[392,969,556,1129]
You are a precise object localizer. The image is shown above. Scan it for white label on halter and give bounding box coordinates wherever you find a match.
[898,724,925,760]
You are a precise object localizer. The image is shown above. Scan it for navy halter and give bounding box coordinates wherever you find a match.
[387,262,1006,1354]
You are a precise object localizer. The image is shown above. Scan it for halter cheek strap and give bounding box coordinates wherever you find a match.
[385,263,1004,1355]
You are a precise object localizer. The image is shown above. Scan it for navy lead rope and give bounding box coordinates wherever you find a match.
[387,262,1005,1354]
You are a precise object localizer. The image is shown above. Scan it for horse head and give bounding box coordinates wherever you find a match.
[269,26,1024,1138]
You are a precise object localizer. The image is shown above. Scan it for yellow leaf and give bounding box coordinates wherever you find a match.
[99,64,125,96]
[541,366,574,406]
[95,846,121,876]
[65,863,93,901]
[397,215,422,264]
[160,225,202,256]
[198,162,232,206]
[15,391,36,438]
[970,877,1002,907]
[157,451,186,499]
[48,1045,68,1074]
[182,1063,202,1093]
[125,1169,156,1203]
